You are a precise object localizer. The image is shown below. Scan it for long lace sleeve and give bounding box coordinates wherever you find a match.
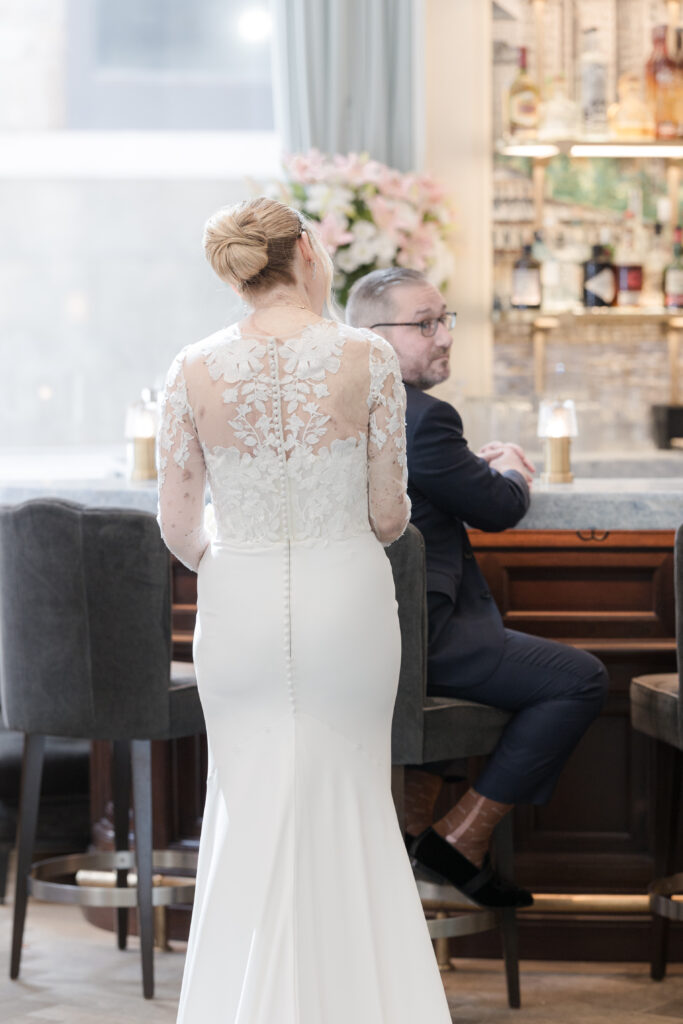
[367,337,411,546]
[157,348,210,571]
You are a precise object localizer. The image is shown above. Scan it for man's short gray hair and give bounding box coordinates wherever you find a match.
[345,267,428,329]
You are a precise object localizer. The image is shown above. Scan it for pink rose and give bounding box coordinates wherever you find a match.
[284,149,327,183]
[318,212,355,253]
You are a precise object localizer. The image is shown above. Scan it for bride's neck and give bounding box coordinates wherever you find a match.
[250,287,320,316]
[241,287,325,338]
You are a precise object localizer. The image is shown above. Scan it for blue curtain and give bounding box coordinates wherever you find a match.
[271,0,416,171]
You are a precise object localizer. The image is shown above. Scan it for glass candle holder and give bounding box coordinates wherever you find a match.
[537,398,578,483]
[125,388,159,482]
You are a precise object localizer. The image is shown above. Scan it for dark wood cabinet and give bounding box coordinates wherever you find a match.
[466,528,680,960]
[90,528,681,957]
[473,529,675,646]
[470,530,676,874]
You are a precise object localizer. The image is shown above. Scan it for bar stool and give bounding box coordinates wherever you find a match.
[386,525,521,1008]
[0,498,205,999]
[630,522,683,981]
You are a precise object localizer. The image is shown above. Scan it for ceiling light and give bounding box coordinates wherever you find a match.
[237,8,273,44]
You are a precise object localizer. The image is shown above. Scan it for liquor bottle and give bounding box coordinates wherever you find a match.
[507,46,540,139]
[642,221,669,307]
[614,214,643,306]
[538,74,580,140]
[511,243,542,309]
[645,25,677,139]
[607,72,655,139]
[555,228,585,310]
[580,28,608,136]
[664,225,683,309]
[533,230,562,311]
[583,243,617,307]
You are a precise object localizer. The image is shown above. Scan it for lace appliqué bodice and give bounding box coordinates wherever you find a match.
[157,321,410,569]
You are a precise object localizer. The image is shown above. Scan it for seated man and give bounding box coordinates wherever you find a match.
[347,267,609,908]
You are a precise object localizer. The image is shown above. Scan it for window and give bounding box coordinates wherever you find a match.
[66,0,274,130]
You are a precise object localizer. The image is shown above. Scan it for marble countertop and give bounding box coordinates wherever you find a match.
[1,447,681,531]
[518,477,683,530]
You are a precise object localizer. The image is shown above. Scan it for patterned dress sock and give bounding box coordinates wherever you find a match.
[404,769,444,837]
[432,787,512,868]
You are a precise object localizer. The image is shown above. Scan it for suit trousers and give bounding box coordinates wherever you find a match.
[426,594,610,805]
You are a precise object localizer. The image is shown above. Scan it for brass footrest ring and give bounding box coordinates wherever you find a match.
[417,876,499,938]
[649,873,683,921]
[29,849,198,908]
[426,909,497,939]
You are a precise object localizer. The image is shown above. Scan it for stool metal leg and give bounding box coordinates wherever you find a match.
[498,907,521,1009]
[0,843,10,904]
[113,739,131,951]
[652,743,682,981]
[10,733,45,980]
[492,814,521,1009]
[132,739,154,999]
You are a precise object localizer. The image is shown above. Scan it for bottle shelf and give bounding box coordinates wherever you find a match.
[495,307,683,326]
[497,138,683,159]
[494,308,682,404]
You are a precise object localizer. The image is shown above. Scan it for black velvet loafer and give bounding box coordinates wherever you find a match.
[408,827,534,908]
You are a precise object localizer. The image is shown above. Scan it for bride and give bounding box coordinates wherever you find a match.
[157,196,452,1023]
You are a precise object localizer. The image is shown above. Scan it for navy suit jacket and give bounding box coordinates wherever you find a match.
[405,384,530,686]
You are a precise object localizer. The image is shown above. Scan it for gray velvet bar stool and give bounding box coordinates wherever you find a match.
[0,498,205,999]
[630,523,683,981]
[386,524,521,1009]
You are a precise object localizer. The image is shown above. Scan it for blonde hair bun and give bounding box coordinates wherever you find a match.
[202,195,332,302]
[203,202,270,287]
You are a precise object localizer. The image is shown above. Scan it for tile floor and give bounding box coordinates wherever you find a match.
[1,891,682,1022]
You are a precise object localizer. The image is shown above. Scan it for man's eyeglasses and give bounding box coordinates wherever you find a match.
[370,312,457,338]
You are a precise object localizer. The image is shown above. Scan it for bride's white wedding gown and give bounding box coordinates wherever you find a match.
[158,320,452,1023]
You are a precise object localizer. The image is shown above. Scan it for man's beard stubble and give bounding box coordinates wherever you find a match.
[411,359,450,391]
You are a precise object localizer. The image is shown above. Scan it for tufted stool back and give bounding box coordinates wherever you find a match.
[386,523,513,766]
[0,499,173,741]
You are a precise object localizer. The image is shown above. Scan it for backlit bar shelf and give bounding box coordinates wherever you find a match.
[497,138,683,159]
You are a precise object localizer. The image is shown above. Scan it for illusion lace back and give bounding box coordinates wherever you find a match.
[157,321,451,1024]
[158,321,410,566]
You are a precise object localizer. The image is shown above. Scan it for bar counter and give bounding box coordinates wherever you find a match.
[1,447,682,530]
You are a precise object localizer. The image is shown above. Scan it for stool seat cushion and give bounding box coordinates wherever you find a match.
[169,662,204,738]
[630,674,680,750]
[422,697,512,764]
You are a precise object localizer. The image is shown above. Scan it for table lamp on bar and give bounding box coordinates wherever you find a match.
[125,388,159,482]
[537,398,578,483]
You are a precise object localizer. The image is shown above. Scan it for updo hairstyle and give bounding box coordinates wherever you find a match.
[203,196,307,297]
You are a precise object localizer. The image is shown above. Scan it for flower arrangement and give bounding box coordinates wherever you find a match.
[270,150,456,307]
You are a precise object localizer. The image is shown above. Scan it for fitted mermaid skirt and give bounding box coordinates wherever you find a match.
[176,532,451,1023]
